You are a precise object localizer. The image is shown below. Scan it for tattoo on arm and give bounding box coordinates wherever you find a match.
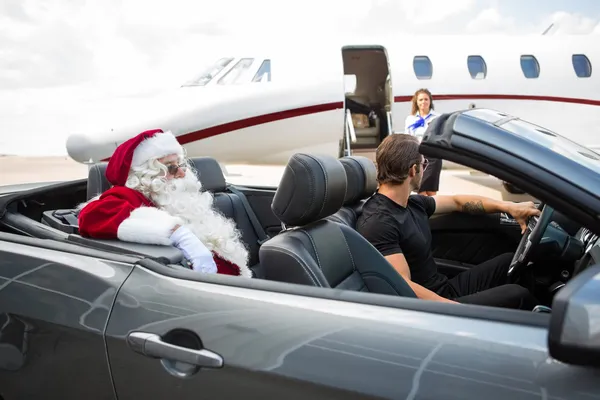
[462,200,485,214]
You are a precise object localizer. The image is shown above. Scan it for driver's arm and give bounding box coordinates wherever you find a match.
[432,195,512,215]
[385,253,458,303]
[431,195,540,233]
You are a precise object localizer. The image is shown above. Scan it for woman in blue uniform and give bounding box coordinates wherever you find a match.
[404,88,442,196]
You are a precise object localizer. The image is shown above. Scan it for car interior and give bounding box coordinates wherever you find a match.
[1,151,598,312]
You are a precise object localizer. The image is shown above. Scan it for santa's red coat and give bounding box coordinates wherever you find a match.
[78,186,243,276]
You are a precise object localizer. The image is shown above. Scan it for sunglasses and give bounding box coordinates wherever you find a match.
[413,158,429,171]
[165,162,186,175]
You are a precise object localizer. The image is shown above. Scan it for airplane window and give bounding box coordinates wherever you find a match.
[520,55,540,79]
[218,58,255,85]
[413,56,432,79]
[252,59,271,83]
[467,55,487,79]
[181,57,234,86]
[572,54,592,78]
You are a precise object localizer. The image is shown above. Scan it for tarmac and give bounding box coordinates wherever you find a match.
[0,155,535,202]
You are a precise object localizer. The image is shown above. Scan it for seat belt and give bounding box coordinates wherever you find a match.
[226,185,270,245]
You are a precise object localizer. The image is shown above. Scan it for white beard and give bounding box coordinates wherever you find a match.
[150,172,251,276]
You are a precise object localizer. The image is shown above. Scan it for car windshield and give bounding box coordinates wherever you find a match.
[464,109,600,175]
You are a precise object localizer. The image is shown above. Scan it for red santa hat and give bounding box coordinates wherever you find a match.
[105,129,184,186]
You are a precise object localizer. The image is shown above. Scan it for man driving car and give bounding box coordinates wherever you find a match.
[357,134,540,309]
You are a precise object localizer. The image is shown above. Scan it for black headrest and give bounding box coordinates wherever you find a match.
[339,156,378,205]
[190,157,226,192]
[87,163,110,200]
[272,153,347,227]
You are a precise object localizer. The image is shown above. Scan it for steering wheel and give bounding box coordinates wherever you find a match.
[507,203,554,277]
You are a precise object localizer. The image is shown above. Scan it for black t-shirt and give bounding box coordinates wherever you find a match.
[356,193,449,294]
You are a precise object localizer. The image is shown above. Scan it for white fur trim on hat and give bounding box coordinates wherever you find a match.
[131,131,184,167]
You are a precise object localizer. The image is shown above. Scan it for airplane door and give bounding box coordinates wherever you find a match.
[341,45,394,159]
[384,73,394,133]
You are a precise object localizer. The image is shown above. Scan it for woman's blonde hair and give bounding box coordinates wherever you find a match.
[410,88,434,115]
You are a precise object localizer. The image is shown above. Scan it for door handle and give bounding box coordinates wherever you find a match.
[127,331,223,368]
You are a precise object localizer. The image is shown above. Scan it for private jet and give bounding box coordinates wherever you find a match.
[66,34,599,172]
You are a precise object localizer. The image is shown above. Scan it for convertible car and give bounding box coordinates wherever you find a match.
[1,108,599,399]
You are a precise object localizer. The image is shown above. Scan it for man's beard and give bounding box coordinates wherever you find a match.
[410,173,422,192]
[147,171,249,269]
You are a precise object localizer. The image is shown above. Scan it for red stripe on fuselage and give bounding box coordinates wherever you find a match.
[177,102,344,144]
[100,102,344,161]
[100,94,600,161]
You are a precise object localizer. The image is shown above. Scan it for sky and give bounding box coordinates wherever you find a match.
[0,0,599,156]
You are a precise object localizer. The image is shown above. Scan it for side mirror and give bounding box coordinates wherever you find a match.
[548,264,600,368]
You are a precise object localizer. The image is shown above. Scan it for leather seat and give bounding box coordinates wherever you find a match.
[260,153,416,297]
[40,162,110,233]
[87,162,110,200]
[190,157,264,276]
[328,156,378,229]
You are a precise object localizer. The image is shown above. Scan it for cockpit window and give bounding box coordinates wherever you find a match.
[182,58,234,86]
[252,59,271,82]
[218,58,255,85]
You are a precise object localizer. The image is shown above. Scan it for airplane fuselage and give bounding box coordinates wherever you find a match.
[66,35,600,166]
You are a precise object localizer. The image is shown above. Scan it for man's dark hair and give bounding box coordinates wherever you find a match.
[375,134,422,185]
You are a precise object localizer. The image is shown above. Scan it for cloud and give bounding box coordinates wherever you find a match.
[1,0,600,157]
[0,1,97,89]
[396,0,477,25]
[541,11,600,34]
[334,0,479,36]
[2,0,598,91]
[467,7,600,35]
[467,8,517,34]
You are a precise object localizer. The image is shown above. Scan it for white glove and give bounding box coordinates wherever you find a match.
[169,226,217,274]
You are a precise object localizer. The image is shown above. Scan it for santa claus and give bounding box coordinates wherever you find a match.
[77,128,252,278]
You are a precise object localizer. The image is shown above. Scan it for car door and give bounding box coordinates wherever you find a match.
[0,232,133,400]
[429,211,524,274]
[104,261,599,400]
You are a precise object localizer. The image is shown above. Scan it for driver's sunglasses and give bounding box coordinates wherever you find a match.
[165,163,186,175]
[420,158,429,171]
